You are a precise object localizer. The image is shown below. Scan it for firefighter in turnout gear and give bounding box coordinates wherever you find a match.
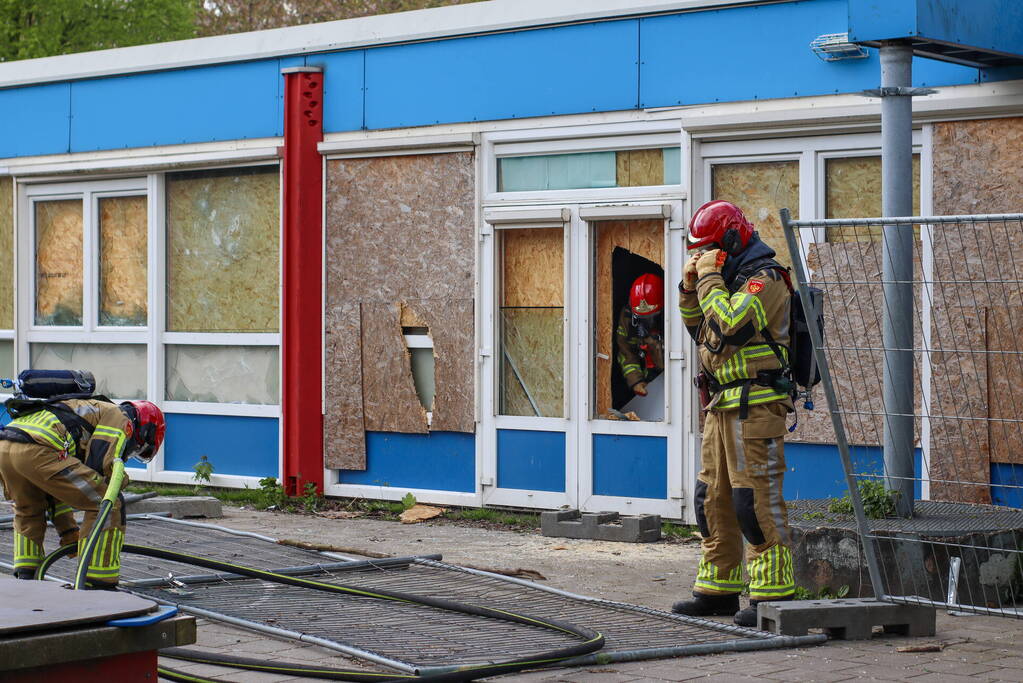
[672,200,795,628]
[0,397,165,588]
[616,273,665,396]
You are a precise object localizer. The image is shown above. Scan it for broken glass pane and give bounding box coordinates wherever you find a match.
[35,199,83,326]
[99,195,148,326]
[29,343,146,399]
[166,166,280,332]
[165,345,279,404]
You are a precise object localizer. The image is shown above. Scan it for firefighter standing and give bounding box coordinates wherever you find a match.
[672,200,795,627]
[616,273,665,397]
[0,398,165,588]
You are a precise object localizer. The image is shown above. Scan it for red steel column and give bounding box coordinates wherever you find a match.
[281,66,324,496]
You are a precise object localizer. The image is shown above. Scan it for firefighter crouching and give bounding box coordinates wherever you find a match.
[0,396,165,588]
[617,273,665,397]
[672,200,795,627]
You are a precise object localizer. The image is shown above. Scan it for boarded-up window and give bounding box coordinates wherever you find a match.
[165,345,279,404]
[825,155,921,241]
[711,160,799,269]
[0,177,12,330]
[99,195,147,326]
[35,199,83,326]
[499,147,681,192]
[499,227,564,417]
[30,343,146,399]
[166,166,280,332]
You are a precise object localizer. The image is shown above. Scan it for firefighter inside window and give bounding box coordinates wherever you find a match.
[609,249,665,421]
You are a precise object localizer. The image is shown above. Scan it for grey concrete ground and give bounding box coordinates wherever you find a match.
[151,507,1023,682]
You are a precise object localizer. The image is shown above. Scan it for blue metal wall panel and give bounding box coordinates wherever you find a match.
[69,60,283,152]
[0,83,70,157]
[639,0,977,107]
[314,50,366,133]
[592,434,666,500]
[339,431,475,493]
[277,55,307,135]
[991,463,1023,508]
[784,442,921,500]
[162,413,279,478]
[496,429,565,493]
[364,20,639,130]
[846,0,920,42]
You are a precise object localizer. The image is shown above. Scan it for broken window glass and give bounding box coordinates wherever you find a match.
[98,195,148,326]
[165,345,279,404]
[498,147,682,192]
[35,199,83,326]
[29,343,146,399]
[166,166,280,332]
[592,220,665,421]
[498,227,564,418]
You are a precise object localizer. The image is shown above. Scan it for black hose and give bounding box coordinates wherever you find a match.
[35,542,76,580]
[38,542,605,682]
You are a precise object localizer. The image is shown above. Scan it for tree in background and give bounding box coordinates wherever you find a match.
[195,0,486,36]
[0,0,197,62]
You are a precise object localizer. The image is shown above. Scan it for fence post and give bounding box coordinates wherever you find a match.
[880,41,916,517]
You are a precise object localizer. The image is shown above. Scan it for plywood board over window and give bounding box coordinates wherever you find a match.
[0,177,12,330]
[166,166,280,333]
[711,160,799,269]
[325,152,475,470]
[99,195,147,326]
[35,199,83,326]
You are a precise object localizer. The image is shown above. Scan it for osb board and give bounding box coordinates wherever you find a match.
[500,307,564,417]
[711,159,799,269]
[929,306,990,504]
[98,195,147,326]
[985,306,1023,465]
[794,242,923,446]
[323,302,366,470]
[34,199,83,326]
[403,299,474,433]
[324,152,476,458]
[617,149,664,187]
[361,302,429,434]
[593,219,663,417]
[0,177,12,329]
[825,155,921,242]
[326,153,474,304]
[166,167,280,333]
[502,227,564,307]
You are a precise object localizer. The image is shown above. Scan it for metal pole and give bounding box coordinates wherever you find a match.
[880,41,916,517]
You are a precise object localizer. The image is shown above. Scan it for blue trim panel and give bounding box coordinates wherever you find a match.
[991,463,1023,508]
[339,431,475,493]
[312,50,366,132]
[69,60,284,152]
[639,0,977,107]
[162,413,279,478]
[364,20,639,129]
[496,429,565,493]
[0,82,70,157]
[784,442,922,500]
[592,434,667,500]
[847,0,919,42]
[0,405,9,426]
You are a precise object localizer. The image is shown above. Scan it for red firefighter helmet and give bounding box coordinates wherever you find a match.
[629,273,664,317]
[120,400,166,463]
[687,200,755,254]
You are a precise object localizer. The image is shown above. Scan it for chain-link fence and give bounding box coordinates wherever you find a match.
[781,210,1023,618]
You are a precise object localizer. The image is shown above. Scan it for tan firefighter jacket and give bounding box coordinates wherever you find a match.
[679,264,793,412]
[615,306,664,389]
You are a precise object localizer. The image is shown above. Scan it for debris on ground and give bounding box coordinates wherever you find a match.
[277,538,391,558]
[400,504,445,524]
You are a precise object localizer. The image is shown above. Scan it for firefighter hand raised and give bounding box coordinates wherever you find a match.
[683,253,701,291]
[633,381,648,396]
[696,248,726,278]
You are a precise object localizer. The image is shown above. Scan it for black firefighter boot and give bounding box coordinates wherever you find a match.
[671,592,740,617]
[734,596,792,628]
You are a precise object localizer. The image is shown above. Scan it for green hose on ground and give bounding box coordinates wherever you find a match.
[72,458,126,590]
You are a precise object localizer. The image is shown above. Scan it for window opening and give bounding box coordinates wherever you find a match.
[498,227,564,417]
[498,147,681,192]
[593,220,664,421]
[34,199,83,326]
[98,195,147,326]
[403,326,435,426]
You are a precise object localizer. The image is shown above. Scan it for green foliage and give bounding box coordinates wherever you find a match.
[443,507,541,529]
[400,492,417,511]
[256,477,289,511]
[801,511,827,521]
[828,480,898,519]
[661,522,696,540]
[191,455,214,492]
[0,0,196,62]
[301,482,324,512]
[793,584,850,600]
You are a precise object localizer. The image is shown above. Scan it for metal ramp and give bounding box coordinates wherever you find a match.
[0,514,824,675]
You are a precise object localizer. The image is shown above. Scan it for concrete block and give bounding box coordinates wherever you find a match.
[540,509,660,542]
[757,598,936,640]
[127,496,223,519]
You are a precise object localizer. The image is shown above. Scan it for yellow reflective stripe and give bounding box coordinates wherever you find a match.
[700,289,768,331]
[94,425,128,459]
[678,303,701,316]
[715,386,788,410]
[621,364,642,374]
[13,534,43,566]
[616,325,628,336]
[695,557,744,592]
[11,423,65,450]
[748,546,794,598]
